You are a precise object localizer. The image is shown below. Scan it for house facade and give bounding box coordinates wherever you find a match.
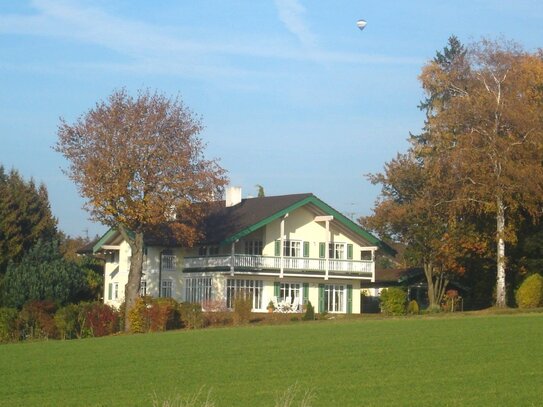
[94,188,393,314]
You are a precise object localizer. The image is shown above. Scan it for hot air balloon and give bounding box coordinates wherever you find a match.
[356,19,367,31]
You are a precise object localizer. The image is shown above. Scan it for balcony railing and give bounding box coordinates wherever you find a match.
[183,254,374,275]
[161,254,177,272]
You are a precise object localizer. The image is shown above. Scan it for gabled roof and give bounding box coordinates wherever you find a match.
[94,193,395,255]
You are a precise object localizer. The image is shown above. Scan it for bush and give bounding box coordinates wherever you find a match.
[232,295,252,325]
[516,273,543,309]
[379,287,407,315]
[81,302,120,337]
[148,298,181,332]
[406,300,419,315]
[54,304,82,339]
[179,302,204,329]
[202,299,231,327]
[302,301,315,321]
[18,300,57,339]
[127,297,149,334]
[0,307,19,342]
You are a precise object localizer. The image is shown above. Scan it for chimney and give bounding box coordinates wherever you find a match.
[225,186,242,207]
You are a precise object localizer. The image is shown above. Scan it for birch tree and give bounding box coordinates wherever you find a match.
[55,89,227,330]
[420,39,543,307]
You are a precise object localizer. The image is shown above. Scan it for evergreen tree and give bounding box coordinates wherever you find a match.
[0,166,58,274]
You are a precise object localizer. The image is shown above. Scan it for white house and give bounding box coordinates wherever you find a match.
[94,187,394,314]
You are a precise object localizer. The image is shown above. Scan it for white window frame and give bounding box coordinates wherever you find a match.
[161,280,173,298]
[283,240,302,257]
[329,243,346,259]
[226,279,263,310]
[140,280,147,297]
[324,284,345,313]
[112,282,119,300]
[185,277,213,303]
[279,282,303,311]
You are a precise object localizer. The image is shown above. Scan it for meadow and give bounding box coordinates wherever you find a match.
[1,312,542,406]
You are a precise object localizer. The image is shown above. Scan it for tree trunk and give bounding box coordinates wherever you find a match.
[424,262,448,308]
[120,229,144,332]
[495,197,507,307]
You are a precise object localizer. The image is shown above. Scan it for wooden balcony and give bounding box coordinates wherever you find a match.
[183,254,374,278]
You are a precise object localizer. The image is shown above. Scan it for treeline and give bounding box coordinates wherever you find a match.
[0,165,102,311]
[363,36,543,309]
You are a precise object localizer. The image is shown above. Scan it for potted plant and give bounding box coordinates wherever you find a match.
[267,300,275,313]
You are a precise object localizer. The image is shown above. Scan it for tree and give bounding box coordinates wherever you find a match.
[255,184,265,198]
[2,240,87,309]
[55,89,227,330]
[0,166,58,274]
[419,38,543,307]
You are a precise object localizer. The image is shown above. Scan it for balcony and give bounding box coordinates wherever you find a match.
[183,254,374,278]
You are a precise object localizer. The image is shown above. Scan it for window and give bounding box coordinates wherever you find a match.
[283,240,301,257]
[324,284,345,313]
[226,279,263,310]
[279,283,302,311]
[360,250,373,261]
[329,243,346,259]
[185,277,213,303]
[244,240,263,255]
[199,246,219,256]
[140,280,147,297]
[161,280,173,298]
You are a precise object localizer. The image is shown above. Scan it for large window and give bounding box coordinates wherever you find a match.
[283,240,301,257]
[329,243,346,259]
[279,283,302,311]
[185,277,213,303]
[324,284,345,313]
[226,279,263,310]
[244,240,263,255]
[161,280,173,298]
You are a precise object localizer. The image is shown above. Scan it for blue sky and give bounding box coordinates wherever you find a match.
[1,1,542,238]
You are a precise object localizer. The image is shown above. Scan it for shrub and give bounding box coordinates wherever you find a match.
[18,300,57,339]
[516,273,543,309]
[232,295,252,325]
[54,304,82,339]
[202,299,231,327]
[179,302,204,329]
[379,287,407,315]
[127,297,149,334]
[0,307,19,342]
[302,301,315,321]
[148,298,181,332]
[81,302,120,337]
[406,300,419,315]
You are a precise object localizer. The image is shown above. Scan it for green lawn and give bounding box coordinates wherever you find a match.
[1,313,543,406]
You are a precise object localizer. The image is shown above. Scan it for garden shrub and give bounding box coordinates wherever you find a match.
[127,297,149,333]
[202,299,231,327]
[0,307,19,342]
[379,287,407,315]
[516,273,543,309]
[54,303,83,339]
[179,302,204,329]
[232,295,252,325]
[302,301,315,321]
[148,298,181,332]
[406,300,419,315]
[18,300,58,339]
[81,302,120,337]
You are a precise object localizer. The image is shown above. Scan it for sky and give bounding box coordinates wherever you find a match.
[1,0,542,239]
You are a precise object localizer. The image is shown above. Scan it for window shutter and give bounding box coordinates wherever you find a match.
[347,244,353,260]
[274,281,280,297]
[303,242,310,258]
[275,240,281,257]
[319,242,325,258]
[303,283,309,304]
[347,284,353,314]
[318,284,325,313]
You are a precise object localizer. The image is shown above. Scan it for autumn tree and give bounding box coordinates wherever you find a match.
[55,89,227,330]
[420,38,543,307]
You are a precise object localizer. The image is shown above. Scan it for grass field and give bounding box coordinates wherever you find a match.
[1,312,543,406]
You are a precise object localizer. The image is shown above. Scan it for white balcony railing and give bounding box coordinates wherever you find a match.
[161,254,177,272]
[183,254,373,275]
